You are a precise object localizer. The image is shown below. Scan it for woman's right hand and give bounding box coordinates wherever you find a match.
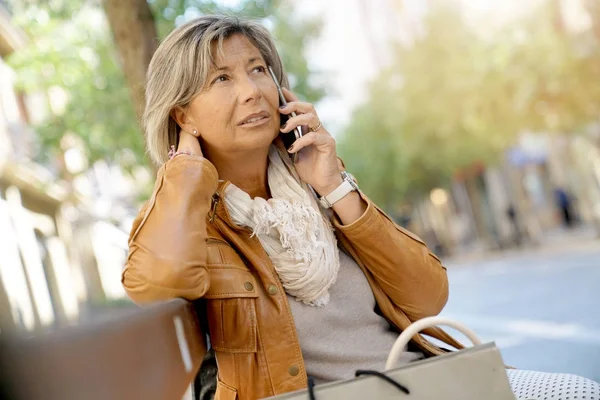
[178,130,203,157]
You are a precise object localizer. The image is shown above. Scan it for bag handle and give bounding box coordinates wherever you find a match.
[385,316,483,370]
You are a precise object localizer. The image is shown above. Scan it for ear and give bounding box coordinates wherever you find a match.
[170,106,200,137]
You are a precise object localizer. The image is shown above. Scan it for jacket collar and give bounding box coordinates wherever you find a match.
[209,180,251,233]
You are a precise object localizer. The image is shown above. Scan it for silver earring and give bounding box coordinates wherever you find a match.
[193,129,198,135]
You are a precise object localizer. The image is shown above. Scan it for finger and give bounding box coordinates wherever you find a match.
[279,101,316,116]
[280,113,320,133]
[287,131,335,154]
[281,87,299,102]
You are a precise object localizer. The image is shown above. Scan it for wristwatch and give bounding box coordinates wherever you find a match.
[318,171,359,209]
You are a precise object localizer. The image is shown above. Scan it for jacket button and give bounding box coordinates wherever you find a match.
[244,282,254,291]
[288,365,299,376]
[267,285,278,295]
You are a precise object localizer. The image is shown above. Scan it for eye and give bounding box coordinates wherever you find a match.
[251,65,266,74]
[212,74,229,84]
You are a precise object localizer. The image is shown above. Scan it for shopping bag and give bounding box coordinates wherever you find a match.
[264,316,516,400]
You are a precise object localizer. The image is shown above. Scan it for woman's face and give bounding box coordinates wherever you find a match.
[181,34,281,157]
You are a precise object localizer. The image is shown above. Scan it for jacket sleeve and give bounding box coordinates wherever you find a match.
[333,192,449,321]
[122,155,219,305]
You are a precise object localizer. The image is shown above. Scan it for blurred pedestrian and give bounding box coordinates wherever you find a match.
[506,204,522,246]
[554,187,575,228]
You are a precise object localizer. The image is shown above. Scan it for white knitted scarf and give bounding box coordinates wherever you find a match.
[224,145,339,306]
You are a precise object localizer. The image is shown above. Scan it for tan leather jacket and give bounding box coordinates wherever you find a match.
[123,155,463,400]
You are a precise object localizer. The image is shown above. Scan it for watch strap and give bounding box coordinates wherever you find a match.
[319,173,357,209]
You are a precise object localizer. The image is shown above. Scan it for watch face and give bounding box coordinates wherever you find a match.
[342,171,359,191]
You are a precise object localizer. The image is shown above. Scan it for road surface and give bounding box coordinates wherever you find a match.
[440,245,600,381]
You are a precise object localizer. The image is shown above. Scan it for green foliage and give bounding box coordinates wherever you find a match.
[9,6,144,168]
[7,0,325,170]
[339,0,600,210]
[339,4,495,209]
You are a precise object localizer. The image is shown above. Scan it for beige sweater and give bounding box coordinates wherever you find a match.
[288,248,423,384]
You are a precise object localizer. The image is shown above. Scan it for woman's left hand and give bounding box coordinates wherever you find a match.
[279,88,343,197]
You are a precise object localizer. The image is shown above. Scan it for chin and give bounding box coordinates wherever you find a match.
[244,125,280,148]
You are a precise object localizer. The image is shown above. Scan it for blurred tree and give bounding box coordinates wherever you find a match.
[102,0,159,121]
[339,0,600,211]
[7,0,324,171]
[339,3,504,210]
[8,2,145,170]
[497,0,600,135]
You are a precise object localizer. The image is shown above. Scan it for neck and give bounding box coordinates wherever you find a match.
[206,147,271,199]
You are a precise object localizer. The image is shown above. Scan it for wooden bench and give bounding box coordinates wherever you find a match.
[0,299,206,400]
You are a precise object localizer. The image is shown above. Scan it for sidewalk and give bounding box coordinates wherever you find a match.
[442,224,600,267]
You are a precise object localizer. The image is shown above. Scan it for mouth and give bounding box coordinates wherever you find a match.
[238,111,270,127]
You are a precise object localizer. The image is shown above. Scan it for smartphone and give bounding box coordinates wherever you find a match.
[268,66,303,151]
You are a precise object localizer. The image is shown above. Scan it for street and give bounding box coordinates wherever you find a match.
[440,244,600,382]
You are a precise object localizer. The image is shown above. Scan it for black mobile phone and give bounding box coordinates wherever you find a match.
[268,66,302,151]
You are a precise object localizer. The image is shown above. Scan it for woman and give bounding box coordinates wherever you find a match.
[123,15,599,400]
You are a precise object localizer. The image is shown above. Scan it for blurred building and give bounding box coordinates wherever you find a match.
[0,4,134,335]
[413,131,600,257]
[0,4,80,333]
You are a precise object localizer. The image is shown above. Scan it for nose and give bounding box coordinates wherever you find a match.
[237,75,262,105]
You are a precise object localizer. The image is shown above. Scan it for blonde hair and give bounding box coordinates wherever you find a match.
[144,15,289,165]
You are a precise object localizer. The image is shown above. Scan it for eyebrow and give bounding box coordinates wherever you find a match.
[213,57,263,71]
